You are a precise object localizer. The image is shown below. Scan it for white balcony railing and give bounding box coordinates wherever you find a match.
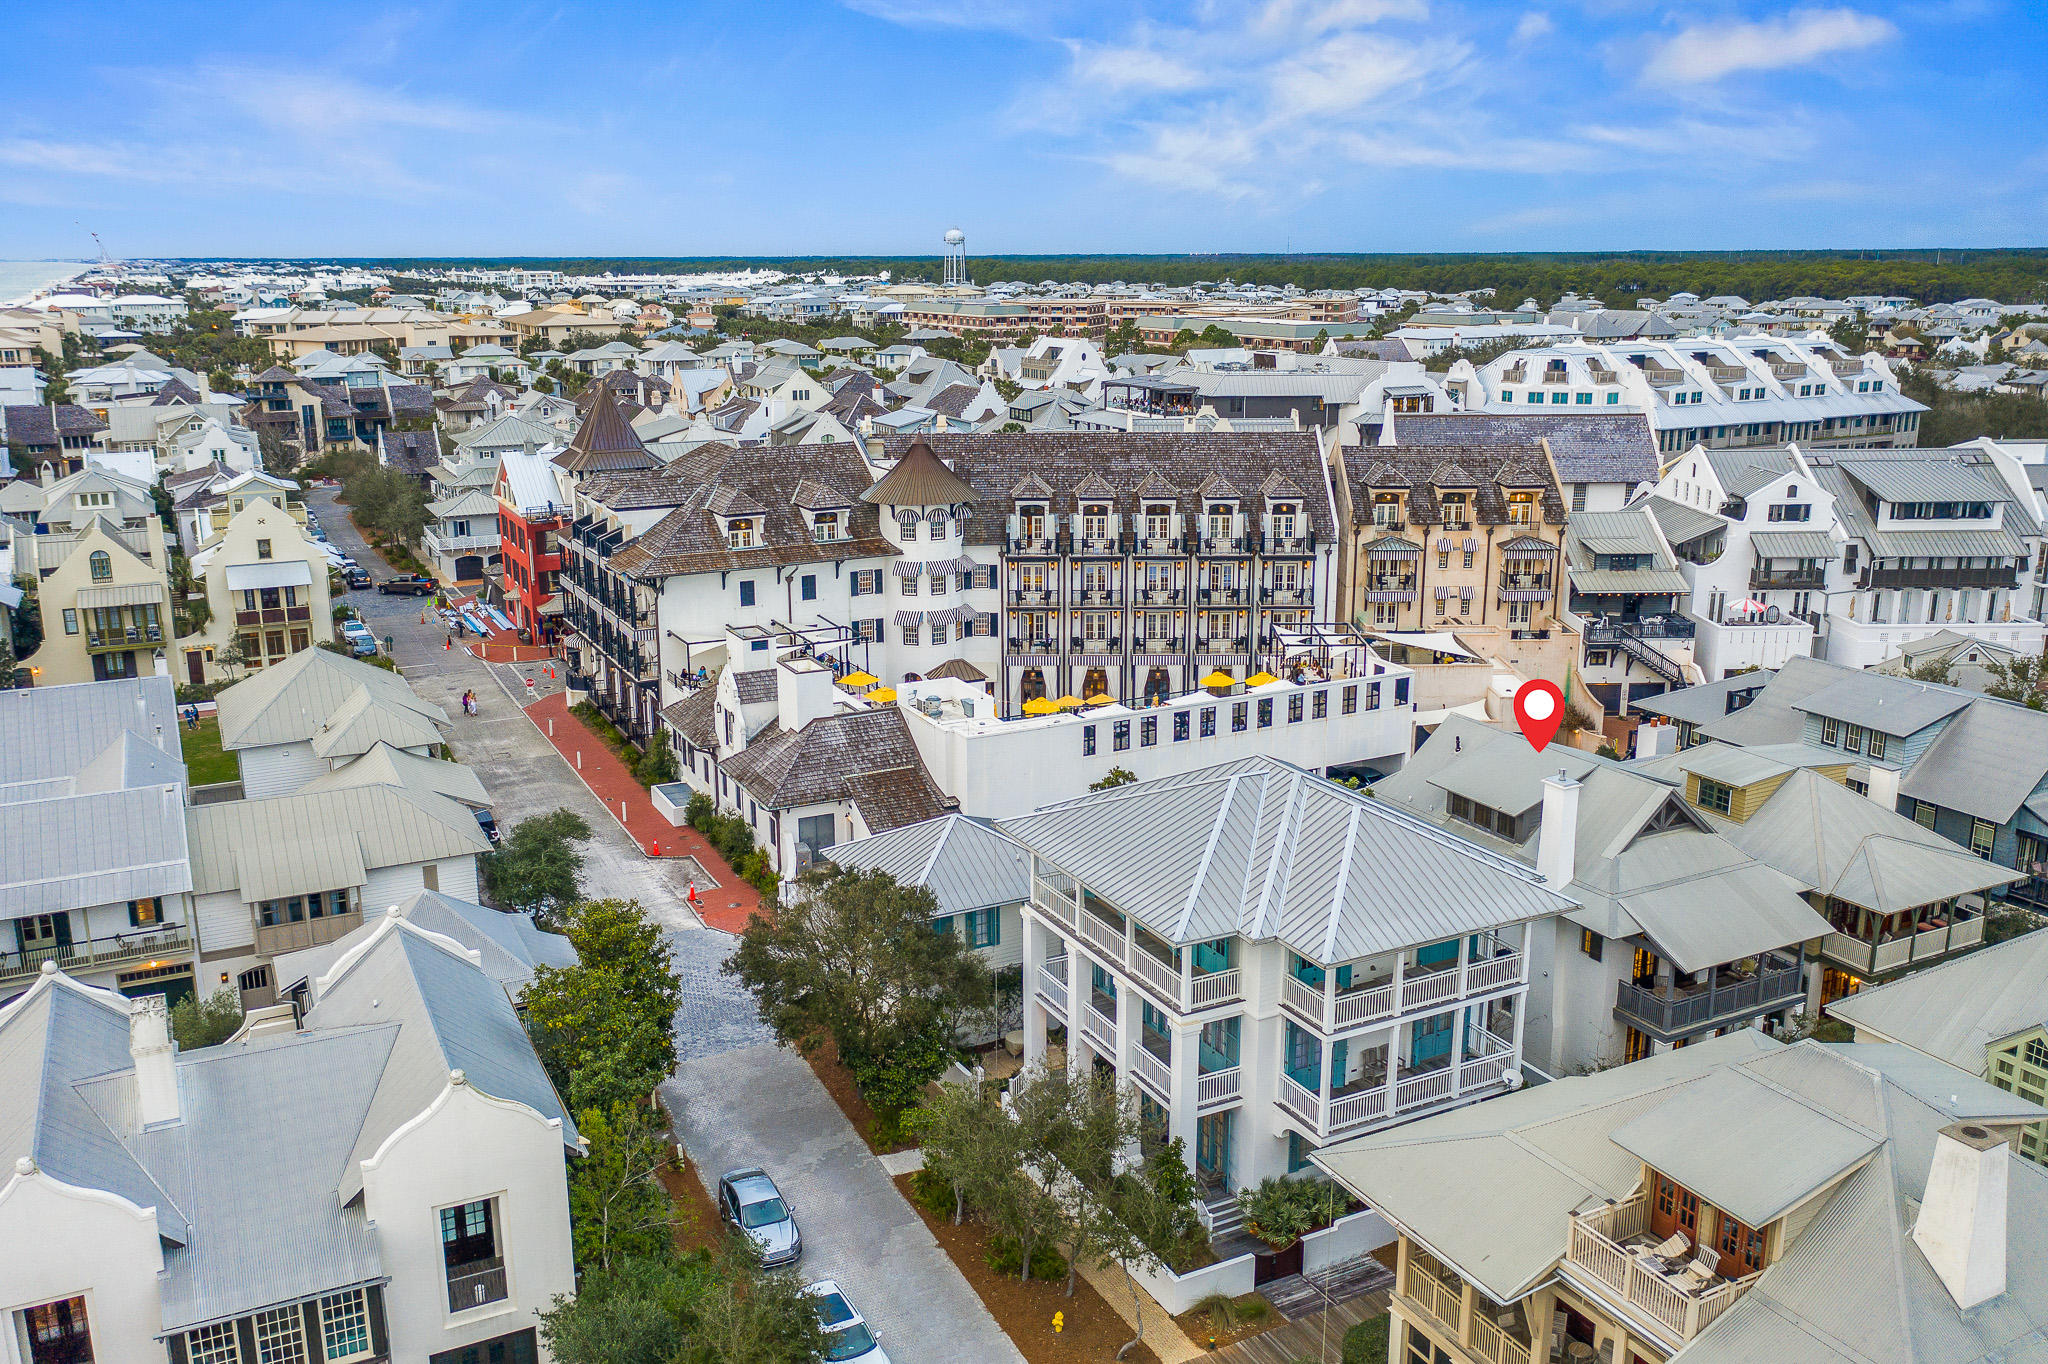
[1127,947,1179,998]
[1078,911,1126,961]
[1566,1195,1758,1344]
[1280,950,1523,1036]
[1132,1044,1172,1097]
[1081,998,1116,1052]
[1197,1067,1241,1108]
[1189,968,1242,1009]
[1038,956,1068,1017]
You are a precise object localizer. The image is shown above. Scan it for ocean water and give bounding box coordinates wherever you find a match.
[0,261,90,305]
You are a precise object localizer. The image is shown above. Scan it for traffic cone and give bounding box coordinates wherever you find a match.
[651,839,661,857]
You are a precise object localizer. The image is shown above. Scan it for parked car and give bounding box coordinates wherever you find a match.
[806,1282,888,1363]
[717,1168,800,1267]
[378,573,436,596]
[343,566,373,588]
[338,620,378,658]
[474,808,499,843]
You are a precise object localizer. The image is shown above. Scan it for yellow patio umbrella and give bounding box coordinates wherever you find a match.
[1201,670,1236,688]
[866,687,897,704]
[1084,692,1114,705]
[1021,697,1059,715]
[840,670,878,688]
[1245,670,1279,687]
[1053,694,1086,709]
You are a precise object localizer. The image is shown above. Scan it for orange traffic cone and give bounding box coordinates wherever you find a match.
[651,839,661,857]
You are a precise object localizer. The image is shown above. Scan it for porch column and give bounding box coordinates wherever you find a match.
[1455,933,1470,996]
[1167,1019,1201,1163]
[1318,1033,1335,1131]
[1382,1022,1401,1114]
[1323,964,1337,1031]
[1022,913,1050,1072]
[1391,950,1408,1016]
[1510,995,1527,1066]
[1449,1004,1467,1097]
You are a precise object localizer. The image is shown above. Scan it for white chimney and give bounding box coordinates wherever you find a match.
[1913,1121,2009,1310]
[1537,772,1580,888]
[129,994,181,1127]
[776,654,838,734]
[1864,763,1902,812]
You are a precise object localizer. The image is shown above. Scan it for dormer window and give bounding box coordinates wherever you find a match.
[1082,504,1109,539]
[1018,504,1046,540]
[1507,491,1537,525]
[1144,504,1171,540]
[811,510,842,541]
[1372,493,1402,527]
[1272,503,1297,540]
[728,517,756,548]
[1440,492,1470,529]
[1206,504,1233,540]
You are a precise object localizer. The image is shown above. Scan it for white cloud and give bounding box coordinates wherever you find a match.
[1513,11,1553,42]
[1645,7,1897,84]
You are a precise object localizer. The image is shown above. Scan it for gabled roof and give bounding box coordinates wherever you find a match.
[1827,931,2048,1071]
[826,814,1030,918]
[299,741,491,808]
[214,648,446,752]
[721,708,953,831]
[996,754,1570,961]
[274,889,576,1003]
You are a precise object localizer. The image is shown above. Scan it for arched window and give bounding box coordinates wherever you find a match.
[89,550,112,582]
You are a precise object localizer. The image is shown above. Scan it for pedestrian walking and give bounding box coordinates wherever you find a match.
[184,705,198,730]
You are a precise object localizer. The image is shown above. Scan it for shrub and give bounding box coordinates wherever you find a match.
[635,728,678,785]
[908,1166,954,1218]
[984,1235,1067,1282]
[1236,1175,1353,1250]
[169,987,244,1050]
[1343,1314,1391,1364]
[684,791,714,829]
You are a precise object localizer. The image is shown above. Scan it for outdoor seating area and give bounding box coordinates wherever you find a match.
[1619,1230,1729,1298]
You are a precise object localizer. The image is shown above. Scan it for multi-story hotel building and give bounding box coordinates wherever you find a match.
[1447,333,1927,456]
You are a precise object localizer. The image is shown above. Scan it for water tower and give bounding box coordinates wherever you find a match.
[943,227,969,288]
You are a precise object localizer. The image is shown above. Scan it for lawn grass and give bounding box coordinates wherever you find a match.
[1344,1313,1391,1363]
[179,716,239,786]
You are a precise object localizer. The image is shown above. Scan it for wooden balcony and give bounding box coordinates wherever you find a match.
[1,926,191,984]
[254,906,364,958]
[1613,956,1804,1039]
[1564,1195,1758,1347]
[1397,1259,1533,1364]
[1821,914,1982,977]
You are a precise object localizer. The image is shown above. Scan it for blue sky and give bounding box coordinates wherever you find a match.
[3,1,2042,258]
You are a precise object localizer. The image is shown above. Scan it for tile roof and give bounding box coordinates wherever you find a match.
[1385,410,1657,486]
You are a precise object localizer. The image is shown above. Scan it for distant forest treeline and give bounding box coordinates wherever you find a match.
[260,250,2048,307]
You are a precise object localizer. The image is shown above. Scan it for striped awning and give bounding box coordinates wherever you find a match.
[1437,537,1453,551]
[1459,586,1475,600]
[1364,590,1416,603]
[75,582,168,608]
[1365,537,1421,557]
[1500,589,1553,602]
[1464,537,1480,553]
[891,560,922,578]
[893,609,924,627]
[1434,585,1451,600]
[1500,537,1557,558]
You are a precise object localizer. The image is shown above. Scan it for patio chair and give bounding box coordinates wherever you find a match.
[1675,1249,1721,1293]
[1649,1232,1690,1260]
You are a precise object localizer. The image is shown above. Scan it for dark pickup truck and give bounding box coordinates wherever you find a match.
[378,574,436,596]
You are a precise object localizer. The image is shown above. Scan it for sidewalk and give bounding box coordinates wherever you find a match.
[522,691,764,933]
[1075,1258,1202,1363]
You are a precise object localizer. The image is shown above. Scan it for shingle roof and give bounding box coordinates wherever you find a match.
[880,431,1337,545]
[553,384,656,474]
[1,403,107,446]
[1342,444,1565,528]
[720,707,952,830]
[606,443,896,579]
[862,438,981,508]
[1385,411,1657,486]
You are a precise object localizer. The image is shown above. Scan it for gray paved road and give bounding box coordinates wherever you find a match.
[317,489,1020,1361]
[309,485,701,932]
[664,1046,1026,1364]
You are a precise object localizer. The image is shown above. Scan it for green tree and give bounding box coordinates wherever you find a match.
[1089,766,1138,790]
[636,727,679,784]
[683,1241,830,1364]
[907,1078,1017,1225]
[539,1247,825,1364]
[1105,318,1142,355]
[482,807,593,915]
[169,986,243,1050]
[213,635,251,680]
[726,866,990,1118]
[570,1102,678,1275]
[524,898,680,1114]
[1983,651,2048,709]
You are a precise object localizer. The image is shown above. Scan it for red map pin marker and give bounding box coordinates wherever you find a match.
[1513,679,1565,752]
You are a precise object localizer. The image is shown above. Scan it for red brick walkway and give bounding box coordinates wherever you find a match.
[523,692,762,932]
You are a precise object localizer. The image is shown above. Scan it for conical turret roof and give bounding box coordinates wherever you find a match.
[861,439,979,507]
[553,385,655,474]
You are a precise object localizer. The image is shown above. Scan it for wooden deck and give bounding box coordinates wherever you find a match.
[1209,1287,1389,1364]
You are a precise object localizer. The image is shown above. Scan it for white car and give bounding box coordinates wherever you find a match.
[806,1280,889,1363]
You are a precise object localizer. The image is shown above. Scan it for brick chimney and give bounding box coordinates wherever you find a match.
[1913,1121,2009,1310]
